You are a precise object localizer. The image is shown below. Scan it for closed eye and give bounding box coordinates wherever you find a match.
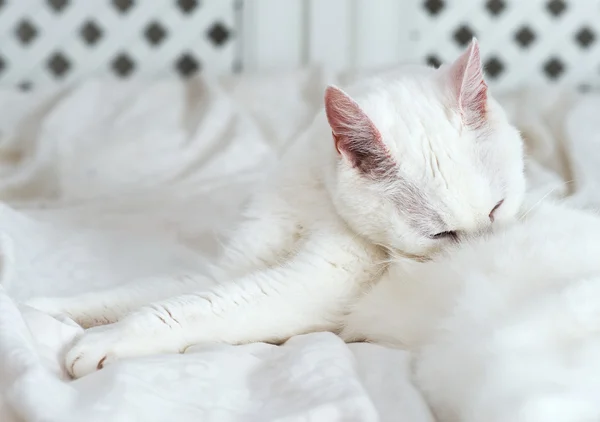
[489,199,504,222]
[429,230,458,240]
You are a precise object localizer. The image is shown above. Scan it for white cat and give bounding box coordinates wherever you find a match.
[343,200,600,422]
[26,39,526,379]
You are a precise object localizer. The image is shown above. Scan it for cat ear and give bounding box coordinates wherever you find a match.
[324,85,389,175]
[447,38,488,128]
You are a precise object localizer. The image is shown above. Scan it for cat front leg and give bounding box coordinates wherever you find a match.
[65,232,382,378]
[25,200,300,327]
[23,274,215,328]
[213,193,303,279]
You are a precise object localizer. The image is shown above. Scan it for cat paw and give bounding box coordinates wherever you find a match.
[65,322,140,378]
[65,319,182,378]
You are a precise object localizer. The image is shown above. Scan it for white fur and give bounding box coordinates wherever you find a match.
[24,42,526,382]
[343,201,600,422]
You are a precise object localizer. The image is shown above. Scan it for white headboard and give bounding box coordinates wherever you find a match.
[243,0,600,91]
[1,0,598,91]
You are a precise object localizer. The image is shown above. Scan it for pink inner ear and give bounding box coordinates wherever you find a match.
[324,86,387,173]
[324,85,381,148]
[448,38,488,128]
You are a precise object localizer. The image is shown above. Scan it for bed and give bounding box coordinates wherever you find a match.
[0,67,598,422]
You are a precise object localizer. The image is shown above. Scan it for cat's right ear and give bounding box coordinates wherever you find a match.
[324,86,388,175]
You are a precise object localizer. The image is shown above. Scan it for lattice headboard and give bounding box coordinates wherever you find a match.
[0,0,239,91]
[0,0,598,92]
[414,0,599,91]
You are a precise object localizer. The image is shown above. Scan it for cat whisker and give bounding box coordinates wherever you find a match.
[520,180,574,220]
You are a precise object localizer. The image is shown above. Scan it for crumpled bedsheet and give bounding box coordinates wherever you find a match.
[0,67,598,422]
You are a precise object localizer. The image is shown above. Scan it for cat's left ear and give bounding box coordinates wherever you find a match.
[447,38,488,128]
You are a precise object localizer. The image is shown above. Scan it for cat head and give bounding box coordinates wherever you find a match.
[324,39,525,258]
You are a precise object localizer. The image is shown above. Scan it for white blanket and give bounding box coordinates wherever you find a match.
[0,68,598,422]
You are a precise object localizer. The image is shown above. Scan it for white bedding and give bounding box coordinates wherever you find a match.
[0,68,598,422]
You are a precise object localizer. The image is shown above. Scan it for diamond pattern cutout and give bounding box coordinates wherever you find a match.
[15,20,38,45]
[112,53,135,77]
[544,57,565,79]
[426,55,442,68]
[547,0,567,17]
[47,0,69,12]
[207,22,231,47]
[112,0,134,14]
[177,0,199,14]
[47,52,71,78]
[575,27,595,48]
[485,0,506,16]
[453,25,475,47]
[18,81,32,91]
[423,0,444,16]
[145,22,167,46]
[515,26,536,48]
[80,21,103,46]
[176,53,200,77]
[485,57,504,79]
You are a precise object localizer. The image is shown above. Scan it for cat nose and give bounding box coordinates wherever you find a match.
[488,199,504,222]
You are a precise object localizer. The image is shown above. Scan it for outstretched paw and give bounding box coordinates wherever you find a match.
[65,319,183,379]
[66,322,147,378]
